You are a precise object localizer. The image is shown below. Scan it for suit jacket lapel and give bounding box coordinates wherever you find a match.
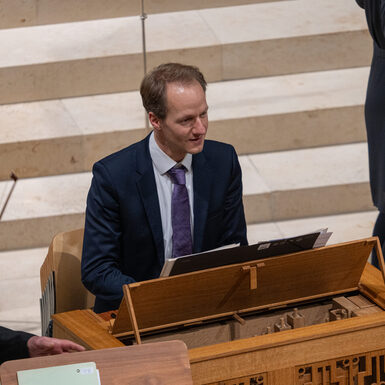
[135,136,164,265]
[192,150,212,253]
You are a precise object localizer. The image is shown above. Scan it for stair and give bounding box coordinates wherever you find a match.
[0,66,369,180]
[0,0,371,104]
[1,0,273,29]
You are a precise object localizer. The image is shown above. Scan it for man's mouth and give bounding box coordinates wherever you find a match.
[190,136,204,142]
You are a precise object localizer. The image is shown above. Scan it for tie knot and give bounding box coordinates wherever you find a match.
[167,165,186,185]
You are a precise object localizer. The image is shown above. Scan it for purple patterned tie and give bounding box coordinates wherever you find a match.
[167,166,193,258]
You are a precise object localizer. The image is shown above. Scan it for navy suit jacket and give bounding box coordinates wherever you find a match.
[0,326,32,364]
[81,134,247,312]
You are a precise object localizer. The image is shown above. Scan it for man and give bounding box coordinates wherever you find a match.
[0,326,85,365]
[81,63,247,313]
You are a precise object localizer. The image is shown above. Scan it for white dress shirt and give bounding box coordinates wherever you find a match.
[149,132,194,260]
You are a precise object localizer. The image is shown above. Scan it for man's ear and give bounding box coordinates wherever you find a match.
[148,112,162,131]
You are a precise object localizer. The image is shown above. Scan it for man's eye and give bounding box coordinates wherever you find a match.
[200,112,207,118]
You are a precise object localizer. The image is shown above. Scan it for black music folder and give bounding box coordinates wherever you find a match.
[160,229,331,277]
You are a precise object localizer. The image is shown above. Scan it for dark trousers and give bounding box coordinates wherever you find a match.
[372,211,385,268]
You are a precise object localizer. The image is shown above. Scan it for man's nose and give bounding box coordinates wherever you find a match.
[193,117,207,134]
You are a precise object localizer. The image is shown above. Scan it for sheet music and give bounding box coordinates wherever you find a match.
[313,228,333,248]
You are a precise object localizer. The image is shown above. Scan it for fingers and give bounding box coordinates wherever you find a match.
[56,339,85,352]
[27,336,85,357]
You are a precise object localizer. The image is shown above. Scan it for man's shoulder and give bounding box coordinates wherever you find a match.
[202,139,236,159]
[203,139,234,151]
[194,140,238,173]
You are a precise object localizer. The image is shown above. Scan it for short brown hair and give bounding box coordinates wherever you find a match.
[140,63,207,120]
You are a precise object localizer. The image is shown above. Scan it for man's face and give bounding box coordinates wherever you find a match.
[150,81,208,162]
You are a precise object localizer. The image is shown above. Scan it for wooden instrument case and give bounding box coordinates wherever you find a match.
[52,237,385,384]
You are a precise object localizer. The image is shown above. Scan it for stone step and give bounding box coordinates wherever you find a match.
[0,66,369,181]
[0,209,377,334]
[241,142,373,223]
[0,246,47,335]
[1,0,276,29]
[0,142,374,251]
[0,0,371,104]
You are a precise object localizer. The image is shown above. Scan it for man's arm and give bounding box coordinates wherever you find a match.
[358,0,385,48]
[0,327,84,365]
[0,326,32,364]
[220,146,248,247]
[81,161,136,305]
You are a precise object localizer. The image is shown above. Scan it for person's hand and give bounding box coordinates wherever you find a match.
[27,336,85,357]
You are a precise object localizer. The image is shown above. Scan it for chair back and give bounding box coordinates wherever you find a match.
[40,228,95,314]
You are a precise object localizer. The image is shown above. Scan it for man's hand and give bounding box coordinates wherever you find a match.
[27,336,85,357]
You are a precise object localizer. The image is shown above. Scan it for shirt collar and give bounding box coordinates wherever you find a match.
[149,131,192,175]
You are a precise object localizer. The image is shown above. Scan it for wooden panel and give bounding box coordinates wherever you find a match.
[0,341,193,385]
[40,241,54,292]
[207,371,267,384]
[113,239,374,334]
[268,368,294,385]
[189,314,385,384]
[296,349,385,385]
[52,310,124,350]
[359,262,385,309]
